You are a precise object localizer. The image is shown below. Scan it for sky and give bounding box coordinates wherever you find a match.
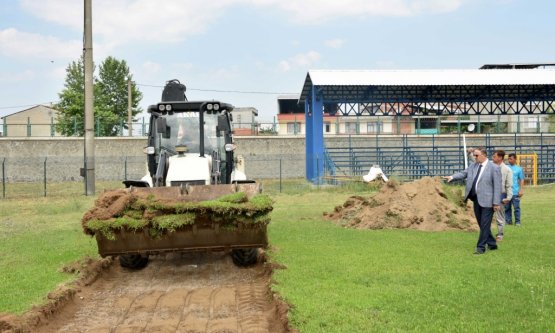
[1,0,555,122]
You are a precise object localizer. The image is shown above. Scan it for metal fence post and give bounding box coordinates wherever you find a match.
[96,117,100,137]
[349,134,353,174]
[316,156,320,188]
[142,117,146,136]
[279,158,282,193]
[27,117,31,137]
[50,117,55,137]
[2,158,5,199]
[417,116,421,133]
[124,156,128,181]
[43,157,47,197]
[73,116,77,136]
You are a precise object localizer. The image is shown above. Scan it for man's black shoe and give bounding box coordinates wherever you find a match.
[488,245,498,251]
[473,250,485,255]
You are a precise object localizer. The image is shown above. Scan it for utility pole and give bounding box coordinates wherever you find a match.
[128,78,132,136]
[83,0,95,195]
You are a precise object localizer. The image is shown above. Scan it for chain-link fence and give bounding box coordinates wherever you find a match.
[2,133,555,198]
[0,155,309,199]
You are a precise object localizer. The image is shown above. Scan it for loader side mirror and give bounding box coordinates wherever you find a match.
[156,117,170,139]
[217,114,231,134]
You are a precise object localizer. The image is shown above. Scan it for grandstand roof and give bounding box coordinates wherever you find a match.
[480,63,555,69]
[300,69,555,101]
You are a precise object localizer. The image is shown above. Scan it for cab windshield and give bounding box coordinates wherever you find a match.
[156,112,222,155]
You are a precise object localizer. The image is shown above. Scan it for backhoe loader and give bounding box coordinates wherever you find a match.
[82,80,271,269]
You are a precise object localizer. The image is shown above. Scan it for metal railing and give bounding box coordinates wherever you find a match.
[323,134,555,184]
[2,116,555,137]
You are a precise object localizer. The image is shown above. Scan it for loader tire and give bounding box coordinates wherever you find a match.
[231,248,258,267]
[119,254,149,269]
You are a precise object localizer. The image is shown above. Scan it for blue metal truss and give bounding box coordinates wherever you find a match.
[304,82,555,182]
[318,84,555,105]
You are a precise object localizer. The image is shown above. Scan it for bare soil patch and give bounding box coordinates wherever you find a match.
[2,253,292,333]
[325,177,478,231]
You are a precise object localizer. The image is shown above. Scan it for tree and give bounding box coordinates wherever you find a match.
[95,56,143,136]
[55,56,143,136]
[55,57,87,136]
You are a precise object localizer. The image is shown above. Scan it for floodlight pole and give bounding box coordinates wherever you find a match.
[84,0,95,195]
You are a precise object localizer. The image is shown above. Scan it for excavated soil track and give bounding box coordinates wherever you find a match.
[3,253,291,333]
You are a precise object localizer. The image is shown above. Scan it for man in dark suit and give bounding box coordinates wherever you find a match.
[444,147,502,254]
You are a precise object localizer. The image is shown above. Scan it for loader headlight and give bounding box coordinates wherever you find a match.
[224,143,236,152]
[143,146,155,155]
[206,103,213,111]
[158,104,172,112]
[175,145,188,154]
[213,103,220,111]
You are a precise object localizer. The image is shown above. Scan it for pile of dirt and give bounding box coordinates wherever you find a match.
[0,314,19,333]
[325,177,478,231]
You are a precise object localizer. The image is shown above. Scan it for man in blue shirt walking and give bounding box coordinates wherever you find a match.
[505,153,525,226]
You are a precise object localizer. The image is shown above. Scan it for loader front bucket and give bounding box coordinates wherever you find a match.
[81,183,272,258]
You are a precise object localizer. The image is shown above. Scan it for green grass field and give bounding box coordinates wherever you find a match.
[0,181,120,313]
[1,180,554,332]
[269,184,555,332]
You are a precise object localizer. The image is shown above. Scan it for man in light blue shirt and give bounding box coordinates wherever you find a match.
[505,153,525,226]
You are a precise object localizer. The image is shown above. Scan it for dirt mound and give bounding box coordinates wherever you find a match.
[0,314,19,333]
[325,177,478,231]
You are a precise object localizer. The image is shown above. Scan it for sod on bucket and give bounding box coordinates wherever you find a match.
[82,185,273,240]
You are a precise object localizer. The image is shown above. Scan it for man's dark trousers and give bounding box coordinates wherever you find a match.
[472,199,496,252]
